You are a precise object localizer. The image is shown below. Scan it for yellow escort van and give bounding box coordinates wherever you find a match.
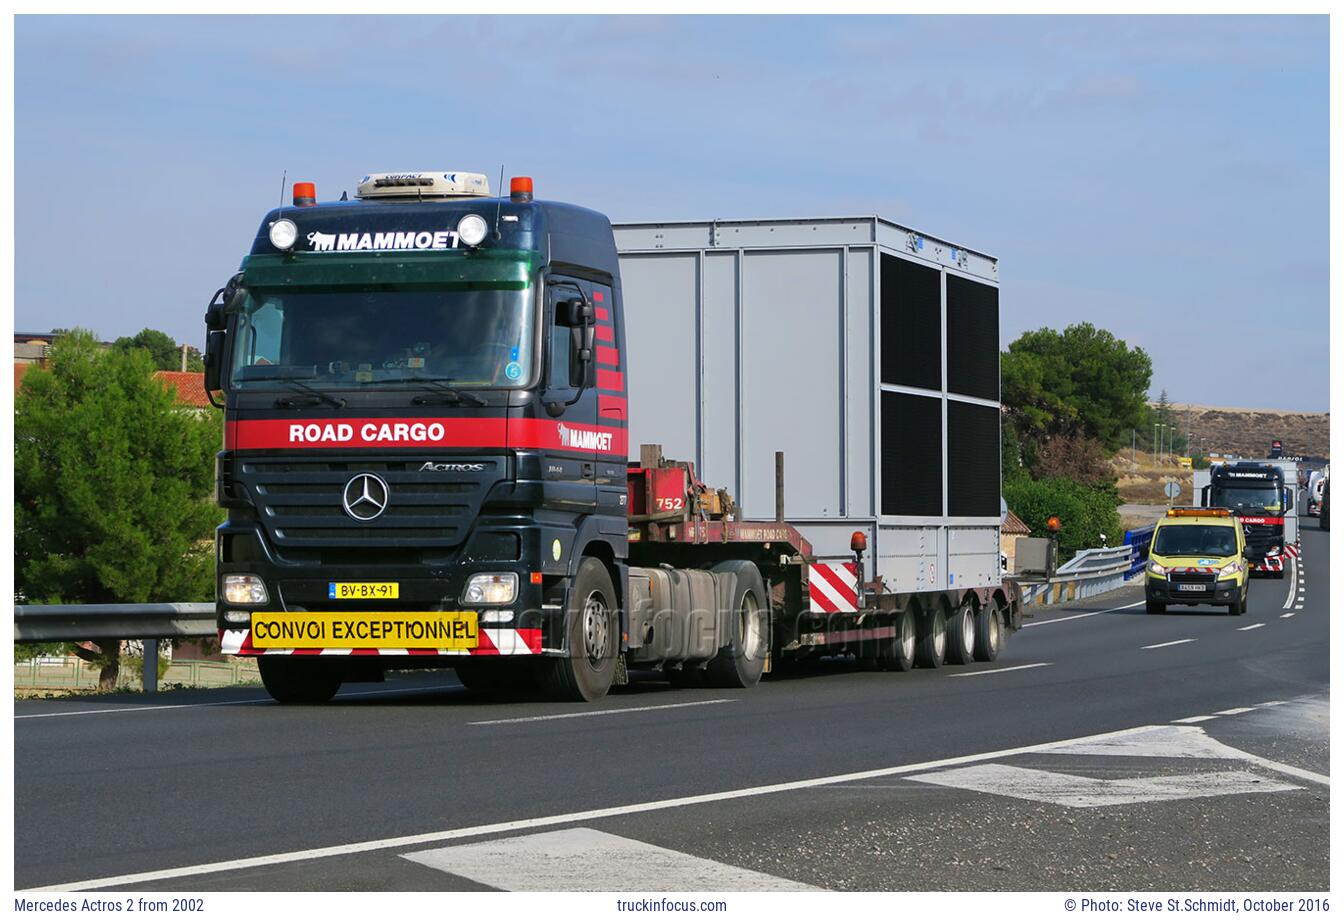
[1145,508,1250,616]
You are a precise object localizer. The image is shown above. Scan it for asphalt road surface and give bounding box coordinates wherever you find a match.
[15,528,1329,892]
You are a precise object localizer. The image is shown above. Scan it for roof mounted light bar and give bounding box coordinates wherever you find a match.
[356,171,491,199]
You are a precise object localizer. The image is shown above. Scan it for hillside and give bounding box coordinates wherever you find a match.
[1172,403,1329,460]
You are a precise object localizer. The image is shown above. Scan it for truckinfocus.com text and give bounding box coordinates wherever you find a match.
[615,898,729,912]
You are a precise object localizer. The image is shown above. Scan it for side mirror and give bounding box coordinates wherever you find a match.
[556,297,593,327]
[203,330,225,395]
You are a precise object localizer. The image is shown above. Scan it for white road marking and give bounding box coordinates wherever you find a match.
[1282,557,1298,609]
[20,721,1229,892]
[14,684,464,720]
[1294,604,1304,611]
[1237,623,1266,632]
[31,716,1327,893]
[1020,601,1145,628]
[947,662,1052,678]
[1142,639,1196,650]
[907,764,1298,808]
[1214,707,1256,716]
[1173,715,1218,723]
[403,827,819,891]
[469,699,734,726]
[1258,700,1289,707]
[1282,612,1297,618]
[1045,724,1241,760]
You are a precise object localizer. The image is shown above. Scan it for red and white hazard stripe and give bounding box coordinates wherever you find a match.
[1252,556,1285,573]
[1284,544,1301,559]
[1170,566,1218,574]
[808,562,860,613]
[219,627,542,657]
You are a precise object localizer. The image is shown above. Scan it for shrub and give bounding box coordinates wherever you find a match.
[1004,474,1123,561]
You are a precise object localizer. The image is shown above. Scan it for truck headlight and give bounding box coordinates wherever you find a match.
[268,219,298,251]
[1148,561,1168,576]
[462,573,517,606]
[222,574,268,606]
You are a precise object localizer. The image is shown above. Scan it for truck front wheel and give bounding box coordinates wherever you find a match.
[540,557,619,703]
[258,657,342,704]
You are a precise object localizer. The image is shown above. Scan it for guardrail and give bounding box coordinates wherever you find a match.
[14,603,216,694]
[1019,544,1134,606]
[1124,524,1156,579]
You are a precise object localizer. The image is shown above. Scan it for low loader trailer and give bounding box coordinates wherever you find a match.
[205,170,1022,703]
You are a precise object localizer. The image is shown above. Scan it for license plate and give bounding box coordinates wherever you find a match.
[250,612,477,649]
[328,581,399,600]
[1176,583,1208,593]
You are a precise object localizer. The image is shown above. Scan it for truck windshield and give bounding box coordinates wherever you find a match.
[1209,485,1282,514]
[1153,525,1238,557]
[229,286,535,389]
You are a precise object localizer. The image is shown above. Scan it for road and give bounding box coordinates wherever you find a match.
[15,527,1328,892]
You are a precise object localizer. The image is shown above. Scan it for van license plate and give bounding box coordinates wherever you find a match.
[1176,583,1207,592]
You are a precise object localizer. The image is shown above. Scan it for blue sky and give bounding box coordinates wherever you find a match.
[14,15,1329,411]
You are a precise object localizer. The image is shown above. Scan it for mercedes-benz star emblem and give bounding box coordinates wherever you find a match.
[342,473,390,522]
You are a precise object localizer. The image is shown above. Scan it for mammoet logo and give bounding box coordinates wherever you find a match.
[305,229,461,253]
[556,423,613,452]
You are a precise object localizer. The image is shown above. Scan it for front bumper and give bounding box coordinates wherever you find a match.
[1146,577,1242,605]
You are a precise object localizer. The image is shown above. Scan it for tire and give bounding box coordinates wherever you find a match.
[1146,599,1166,615]
[705,561,769,689]
[973,599,1003,662]
[1228,582,1247,616]
[258,657,342,704]
[879,608,917,672]
[539,557,619,702]
[915,604,947,669]
[945,598,977,665]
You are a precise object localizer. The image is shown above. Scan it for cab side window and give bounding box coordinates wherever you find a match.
[548,280,586,390]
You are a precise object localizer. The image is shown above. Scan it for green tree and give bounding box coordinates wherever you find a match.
[112,327,203,372]
[15,330,221,688]
[1003,475,1123,561]
[1002,323,1152,454]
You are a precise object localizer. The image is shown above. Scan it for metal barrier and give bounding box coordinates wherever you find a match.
[14,603,216,694]
[1124,525,1156,579]
[1020,544,1135,606]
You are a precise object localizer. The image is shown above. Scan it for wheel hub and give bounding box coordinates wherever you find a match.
[582,593,609,663]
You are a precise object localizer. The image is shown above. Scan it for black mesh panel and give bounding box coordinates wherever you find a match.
[881,392,942,517]
[946,274,999,401]
[947,401,1000,517]
[880,254,941,390]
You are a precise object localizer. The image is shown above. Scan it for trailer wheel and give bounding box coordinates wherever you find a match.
[915,604,947,668]
[973,599,1003,662]
[945,598,977,665]
[258,657,342,705]
[705,561,769,689]
[880,608,917,672]
[540,557,619,702]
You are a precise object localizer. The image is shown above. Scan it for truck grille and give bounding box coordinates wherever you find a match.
[1241,522,1282,556]
[239,455,506,550]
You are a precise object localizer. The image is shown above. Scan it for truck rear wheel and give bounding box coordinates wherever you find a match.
[540,557,619,703]
[915,604,947,668]
[705,561,769,689]
[945,598,977,665]
[258,657,342,705]
[973,598,1003,662]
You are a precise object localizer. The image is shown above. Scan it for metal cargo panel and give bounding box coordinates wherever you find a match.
[614,215,1001,594]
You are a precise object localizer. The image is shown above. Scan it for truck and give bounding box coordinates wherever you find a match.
[1194,460,1298,577]
[204,170,1023,704]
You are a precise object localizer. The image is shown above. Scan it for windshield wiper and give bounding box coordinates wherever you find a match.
[273,377,346,409]
[360,376,488,407]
